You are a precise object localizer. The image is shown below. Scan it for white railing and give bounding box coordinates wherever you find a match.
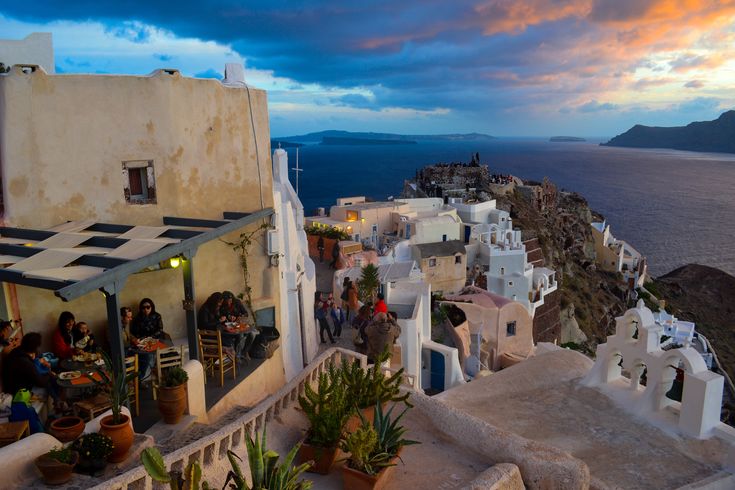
[93,347,367,490]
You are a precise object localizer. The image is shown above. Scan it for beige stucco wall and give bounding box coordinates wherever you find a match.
[495,302,534,363]
[420,255,466,295]
[0,67,277,348]
[591,226,622,272]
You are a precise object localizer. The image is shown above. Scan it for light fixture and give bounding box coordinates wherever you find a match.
[169,256,181,268]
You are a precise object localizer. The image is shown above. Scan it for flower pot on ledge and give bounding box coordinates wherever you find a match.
[297,439,339,474]
[341,454,401,490]
[99,414,134,463]
[35,451,79,485]
[49,415,85,443]
[157,383,188,424]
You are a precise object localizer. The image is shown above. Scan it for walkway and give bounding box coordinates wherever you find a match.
[437,349,726,489]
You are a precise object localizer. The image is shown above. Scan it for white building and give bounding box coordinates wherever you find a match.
[0,33,54,74]
[591,221,647,289]
[457,199,557,317]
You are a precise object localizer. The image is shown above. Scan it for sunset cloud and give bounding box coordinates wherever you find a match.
[1,1,734,135]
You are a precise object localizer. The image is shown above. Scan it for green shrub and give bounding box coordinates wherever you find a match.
[162,367,189,388]
[47,447,75,464]
[341,351,411,410]
[305,225,350,240]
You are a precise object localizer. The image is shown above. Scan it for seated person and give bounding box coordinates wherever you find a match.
[131,298,168,341]
[0,320,19,357]
[122,306,153,381]
[220,291,248,322]
[220,291,257,356]
[52,311,79,360]
[198,292,243,359]
[72,321,96,352]
[2,333,53,396]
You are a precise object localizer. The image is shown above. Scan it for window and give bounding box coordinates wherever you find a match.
[506,321,516,336]
[455,255,462,264]
[442,234,447,242]
[346,210,358,222]
[123,160,156,204]
[372,224,378,233]
[508,281,514,287]
[500,267,505,275]
[405,223,411,239]
[428,258,437,267]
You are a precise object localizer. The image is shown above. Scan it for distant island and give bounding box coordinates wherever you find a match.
[602,110,735,153]
[320,136,417,146]
[270,140,304,149]
[550,136,586,142]
[274,129,496,143]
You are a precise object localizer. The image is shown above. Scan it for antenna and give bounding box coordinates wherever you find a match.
[291,146,302,195]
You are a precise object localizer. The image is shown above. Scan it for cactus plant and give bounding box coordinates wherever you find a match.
[341,351,411,410]
[298,363,350,448]
[141,447,207,490]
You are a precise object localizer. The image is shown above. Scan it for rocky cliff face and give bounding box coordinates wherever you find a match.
[652,264,735,381]
[497,189,628,349]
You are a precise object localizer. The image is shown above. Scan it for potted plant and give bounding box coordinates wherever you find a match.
[98,351,136,463]
[157,366,189,424]
[341,351,411,432]
[340,403,419,490]
[49,415,85,443]
[35,446,79,485]
[297,364,350,474]
[226,425,313,490]
[141,425,313,489]
[72,432,113,475]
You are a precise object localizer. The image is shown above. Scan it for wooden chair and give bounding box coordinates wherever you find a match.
[0,420,29,448]
[198,330,236,387]
[152,346,183,400]
[73,393,112,422]
[125,354,139,417]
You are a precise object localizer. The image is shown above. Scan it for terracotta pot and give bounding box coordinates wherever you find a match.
[157,383,188,424]
[35,450,79,485]
[297,439,339,474]
[99,414,134,463]
[345,404,385,433]
[49,416,85,443]
[341,454,400,490]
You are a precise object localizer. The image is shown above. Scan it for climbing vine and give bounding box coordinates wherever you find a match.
[221,222,271,326]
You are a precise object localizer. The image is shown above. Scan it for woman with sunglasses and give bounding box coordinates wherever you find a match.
[131,298,167,341]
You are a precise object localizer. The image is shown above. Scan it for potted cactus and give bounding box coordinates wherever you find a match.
[297,364,351,474]
[141,447,202,489]
[340,403,419,490]
[35,447,79,485]
[341,351,411,432]
[157,366,189,424]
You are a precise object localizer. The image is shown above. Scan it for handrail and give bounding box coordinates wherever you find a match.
[91,347,367,490]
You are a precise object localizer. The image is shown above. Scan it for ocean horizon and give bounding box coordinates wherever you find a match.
[285,139,735,278]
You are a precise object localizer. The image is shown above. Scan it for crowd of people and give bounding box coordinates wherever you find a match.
[314,277,400,363]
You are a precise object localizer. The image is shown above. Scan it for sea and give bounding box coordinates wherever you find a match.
[285,139,735,278]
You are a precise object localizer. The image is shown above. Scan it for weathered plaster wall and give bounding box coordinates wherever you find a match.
[0,68,277,348]
[418,255,466,295]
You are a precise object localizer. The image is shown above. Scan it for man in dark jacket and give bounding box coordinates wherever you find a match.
[2,332,52,396]
[365,312,401,363]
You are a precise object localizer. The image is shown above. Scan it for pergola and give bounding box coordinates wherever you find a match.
[0,208,274,374]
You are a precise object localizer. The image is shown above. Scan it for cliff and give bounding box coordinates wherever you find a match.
[497,190,628,348]
[320,136,417,145]
[275,130,496,143]
[602,110,735,153]
[651,264,735,382]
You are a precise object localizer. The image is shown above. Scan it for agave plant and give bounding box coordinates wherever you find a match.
[370,402,420,457]
[141,447,208,490]
[100,350,137,424]
[224,425,313,490]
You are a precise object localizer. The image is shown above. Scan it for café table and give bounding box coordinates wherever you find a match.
[0,420,30,448]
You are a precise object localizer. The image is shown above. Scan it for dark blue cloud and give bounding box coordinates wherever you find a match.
[154,53,173,62]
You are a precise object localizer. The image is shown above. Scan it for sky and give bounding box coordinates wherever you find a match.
[1,1,734,137]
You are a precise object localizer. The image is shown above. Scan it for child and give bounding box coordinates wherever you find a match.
[72,322,96,352]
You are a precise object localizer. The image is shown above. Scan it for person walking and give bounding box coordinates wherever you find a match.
[317,235,325,263]
[329,241,341,269]
[315,294,335,344]
[347,279,360,324]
